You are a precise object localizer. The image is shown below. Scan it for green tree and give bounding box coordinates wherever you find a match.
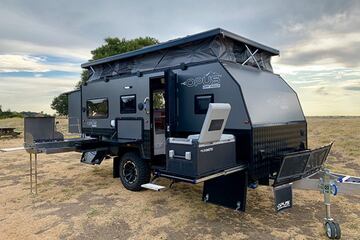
[51,36,159,115]
[51,94,68,116]
[76,70,91,88]
[91,37,159,60]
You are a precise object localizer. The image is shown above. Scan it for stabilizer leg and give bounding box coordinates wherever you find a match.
[322,169,341,239]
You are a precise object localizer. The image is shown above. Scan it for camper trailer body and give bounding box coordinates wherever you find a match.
[71,60,307,180]
[67,28,324,210]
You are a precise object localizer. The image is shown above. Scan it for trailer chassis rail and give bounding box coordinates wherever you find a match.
[154,165,247,184]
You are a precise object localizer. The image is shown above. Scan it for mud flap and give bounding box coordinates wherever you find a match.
[113,157,120,178]
[274,183,293,212]
[202,170,247,211]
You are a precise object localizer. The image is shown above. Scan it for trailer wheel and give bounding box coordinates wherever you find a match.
[333,222,341,239]
[119,152,150,191]
[325,221,341,239]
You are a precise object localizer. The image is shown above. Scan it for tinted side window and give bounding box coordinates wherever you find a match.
[87,98,108,118]
[120,95,136,114]
[195,94,214,114]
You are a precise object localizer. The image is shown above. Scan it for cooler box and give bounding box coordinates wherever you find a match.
[166,134,236,178]
[165,103,237,179]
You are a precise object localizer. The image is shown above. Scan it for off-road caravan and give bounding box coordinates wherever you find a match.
[70,28,316,195]
[2,28,360,239]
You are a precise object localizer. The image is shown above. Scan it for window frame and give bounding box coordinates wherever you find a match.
[120,94,137,114]
[194,94,214,114]
[86,97,109,119]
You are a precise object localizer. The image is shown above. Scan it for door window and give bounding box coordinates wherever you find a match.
[153,90,165,134]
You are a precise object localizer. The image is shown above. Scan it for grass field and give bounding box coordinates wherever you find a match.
[0,117,359,239]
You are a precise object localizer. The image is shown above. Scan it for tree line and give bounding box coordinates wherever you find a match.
[0,105,48,119]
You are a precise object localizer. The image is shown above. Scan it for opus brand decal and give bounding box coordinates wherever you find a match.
[87,120,97,128]
[181,71,222,89]
[276,200,291,211]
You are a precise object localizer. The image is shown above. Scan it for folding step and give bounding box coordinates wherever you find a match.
[141,183,166,191]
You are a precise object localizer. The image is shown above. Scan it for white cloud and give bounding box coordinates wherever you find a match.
[34,73,43,78]
[0,76,79,113]
[0,0,359,115]
[277,8,360,69]
[0,54,82,73]
[341,79,360,91]
[0,39,91,61]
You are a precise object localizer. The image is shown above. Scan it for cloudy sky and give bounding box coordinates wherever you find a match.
[0,0,359,115]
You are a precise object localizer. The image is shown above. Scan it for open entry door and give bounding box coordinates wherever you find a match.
[165,70,177,138]
[150,71,177,156]
[150,77,166,156]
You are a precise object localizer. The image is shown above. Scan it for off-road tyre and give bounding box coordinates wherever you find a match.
[119,152,150,191]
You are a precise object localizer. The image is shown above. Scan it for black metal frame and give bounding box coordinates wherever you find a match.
[276,150,311,181]
[274,142,333,186]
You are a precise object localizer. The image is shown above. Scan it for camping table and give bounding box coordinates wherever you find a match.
[0,127,21,137]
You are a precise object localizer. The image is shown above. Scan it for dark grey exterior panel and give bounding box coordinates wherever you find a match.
[81,71,164,131]
[175,62,251,131]
[117,119,143,140]
[68,90,81,133]
[223,61,305,126]
[24,117,56,144]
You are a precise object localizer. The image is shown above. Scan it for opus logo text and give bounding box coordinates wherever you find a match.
[276,200,291,211]
[181,71,222,89]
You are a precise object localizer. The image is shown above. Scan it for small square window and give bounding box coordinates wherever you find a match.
[195,94,214,114]
[120,95,136,114]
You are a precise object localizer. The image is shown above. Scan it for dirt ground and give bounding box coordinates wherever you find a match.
[0,117,359,240]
